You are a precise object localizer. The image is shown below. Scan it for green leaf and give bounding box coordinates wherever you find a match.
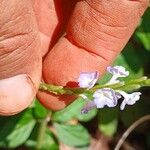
[26,124,59,150]
[0,109,35,148]
[52,98,85,123]
[41,129,58,150]
[52,97,97,123]
[54,123,90,147]
[98,72,112,85]
[33,99,49,119]
[135,8,150,51]
[136,32,150,50]
[98,107,118,137]
[75,146,89,150]
[114,43,144,80]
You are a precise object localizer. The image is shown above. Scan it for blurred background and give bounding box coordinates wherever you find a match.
[0,6,150,150]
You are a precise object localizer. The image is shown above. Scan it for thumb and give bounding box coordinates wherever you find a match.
[0,0,42,115]
[38,0,149,110]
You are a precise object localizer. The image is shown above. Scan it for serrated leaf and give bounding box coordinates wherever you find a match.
[52,98,85,123]
[0,109,35,148]
[54,123,90,147]
[41,129,58,150]
[98,107,118,137]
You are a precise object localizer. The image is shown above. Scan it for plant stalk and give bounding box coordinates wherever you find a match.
[36,111,52,150]
[114,115,150,150]
[39,77,150,96]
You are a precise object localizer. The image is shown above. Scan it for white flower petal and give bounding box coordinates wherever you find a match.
[78,71,99,88]
[117,90,141,110]
[93,90,103,98]
[120,99,126,110]
[107,66,129,77]
[93,88,119,108]
[127,92,141,105]
[107,66,129,84]
[106,97,117,107]
[94,97,106,108]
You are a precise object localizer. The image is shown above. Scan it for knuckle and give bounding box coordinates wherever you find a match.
[0,0,38,53]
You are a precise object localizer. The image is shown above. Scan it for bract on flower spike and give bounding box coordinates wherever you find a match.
[107,66,129,84]
[79,94,88,100]
[78,71,99,89]
[116,90,141,110]
[77,66,142,114]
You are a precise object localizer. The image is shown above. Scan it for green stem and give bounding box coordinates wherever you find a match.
[39,77,150,96]
[39,83,66,95]
[36,111,52,150]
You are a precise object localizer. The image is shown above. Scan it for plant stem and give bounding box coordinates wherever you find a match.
[114,115,150,150]
[39,77,150,95]
[36,111,52,150]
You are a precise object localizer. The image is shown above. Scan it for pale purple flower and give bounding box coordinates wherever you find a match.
[78,67,142,114]
[81,88,119,114]
[107,66,129,77]
[93,88,119,108]
[80,94,96,114]
[107,66,129,84]
[81,101,96,114]
[117,90,141,110]
[78,71,99,89]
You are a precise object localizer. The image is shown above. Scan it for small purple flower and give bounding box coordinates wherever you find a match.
[107,66,129,84]
[117,90,141,110]
[81,101,96,114]
[78,67,142,114]
[81,88,119,114]
[93,88,119,108]
[107,66,129,77]
[78,71,99,89]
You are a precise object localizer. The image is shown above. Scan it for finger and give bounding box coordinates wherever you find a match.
[0,0,42,115]
[38,0,149,110]
[33,0,59,56]
[33,0,77,56]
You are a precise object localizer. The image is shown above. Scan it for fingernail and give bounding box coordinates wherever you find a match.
[0,74,36,116]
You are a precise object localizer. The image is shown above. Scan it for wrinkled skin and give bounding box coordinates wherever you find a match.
[0,0,149,115]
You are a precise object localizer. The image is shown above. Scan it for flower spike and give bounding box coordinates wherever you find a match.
[77,66,143,114]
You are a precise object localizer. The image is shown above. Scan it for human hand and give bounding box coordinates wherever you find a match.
[0,0,149,115]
